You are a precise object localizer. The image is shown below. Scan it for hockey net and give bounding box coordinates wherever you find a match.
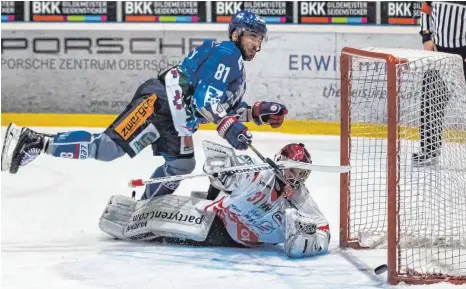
[339,47,466,285]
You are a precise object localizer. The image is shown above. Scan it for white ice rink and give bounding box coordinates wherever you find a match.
[1,127,464,289]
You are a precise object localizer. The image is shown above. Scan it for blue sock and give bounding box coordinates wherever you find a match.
[49,131,96,159]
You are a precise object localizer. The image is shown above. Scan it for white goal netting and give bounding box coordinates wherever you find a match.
[341,48,466,283]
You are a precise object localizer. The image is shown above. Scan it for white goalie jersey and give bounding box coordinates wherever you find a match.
[201,169,330,249]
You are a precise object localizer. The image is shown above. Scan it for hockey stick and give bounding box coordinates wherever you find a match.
[129,156,350,187]
[129,162,279,187]
[128,161,334,187]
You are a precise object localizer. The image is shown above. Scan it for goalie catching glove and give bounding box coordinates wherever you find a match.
[284,208,330,258]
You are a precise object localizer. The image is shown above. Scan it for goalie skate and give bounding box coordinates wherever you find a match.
[1,123,23,172]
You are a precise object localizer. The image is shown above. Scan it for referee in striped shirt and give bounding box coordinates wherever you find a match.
[413,1,466,166]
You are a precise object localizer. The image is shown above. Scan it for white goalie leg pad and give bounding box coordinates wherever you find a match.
[284,208,329,259]
[122,194,217,241]
[99,195,138,239]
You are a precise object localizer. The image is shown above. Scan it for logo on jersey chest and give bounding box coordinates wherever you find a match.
[205,85,224,104]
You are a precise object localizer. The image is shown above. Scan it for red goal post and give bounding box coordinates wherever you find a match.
[339,47,466,285]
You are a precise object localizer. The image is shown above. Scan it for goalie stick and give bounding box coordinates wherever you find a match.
[129,158,351,187]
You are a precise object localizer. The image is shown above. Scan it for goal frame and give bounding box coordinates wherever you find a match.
[339,47,466,285]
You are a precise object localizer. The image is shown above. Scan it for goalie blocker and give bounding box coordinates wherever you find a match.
[100,141,331,258]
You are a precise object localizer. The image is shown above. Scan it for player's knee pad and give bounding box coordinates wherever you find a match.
[284,208,329,259]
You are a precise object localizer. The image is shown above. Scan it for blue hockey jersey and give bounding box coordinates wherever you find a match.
[167,40,248,135]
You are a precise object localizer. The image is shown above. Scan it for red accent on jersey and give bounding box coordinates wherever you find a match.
[317,224,330,232]
[422,1,432,15]
[247,191,266,205]
[237,222,259,245]
[270,188,278,202]
[204,196,226,212]
[216,203,260,245]
[74,144,79,159]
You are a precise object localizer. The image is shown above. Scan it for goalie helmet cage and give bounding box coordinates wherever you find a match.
[339,47,466,285]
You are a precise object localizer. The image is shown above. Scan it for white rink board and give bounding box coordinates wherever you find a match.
[1,23,423,122]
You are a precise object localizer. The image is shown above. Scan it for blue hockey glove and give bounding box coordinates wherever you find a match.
[252,101,288,128]
[217,116,252,150]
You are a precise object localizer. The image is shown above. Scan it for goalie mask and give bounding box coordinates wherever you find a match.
[275,143,312,189]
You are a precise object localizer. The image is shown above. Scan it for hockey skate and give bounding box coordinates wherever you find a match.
[1,123,24,172]
[2,124,52,174]
[412,150,441,167]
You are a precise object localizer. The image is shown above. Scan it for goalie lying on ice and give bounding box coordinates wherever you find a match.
[99,141,330,258]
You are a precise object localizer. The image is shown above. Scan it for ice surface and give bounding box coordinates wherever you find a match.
[1,127,464,289]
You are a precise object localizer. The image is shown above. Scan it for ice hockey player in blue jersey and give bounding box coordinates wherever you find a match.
[1,10,288,200]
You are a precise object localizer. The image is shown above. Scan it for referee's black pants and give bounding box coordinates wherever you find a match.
[420,46,466,153]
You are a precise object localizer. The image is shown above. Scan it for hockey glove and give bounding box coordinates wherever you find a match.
[251,101,288,128]
[217,116,252,151]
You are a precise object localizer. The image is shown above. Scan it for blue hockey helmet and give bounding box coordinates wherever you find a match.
[228,10,267,41]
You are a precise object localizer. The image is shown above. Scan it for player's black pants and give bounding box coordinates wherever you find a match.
[104,78,195,199]
[419,45,466,153]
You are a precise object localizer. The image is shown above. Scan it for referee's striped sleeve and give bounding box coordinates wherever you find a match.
[420,2,432,34]
[430,2,466,48]
[420,12,431,33]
